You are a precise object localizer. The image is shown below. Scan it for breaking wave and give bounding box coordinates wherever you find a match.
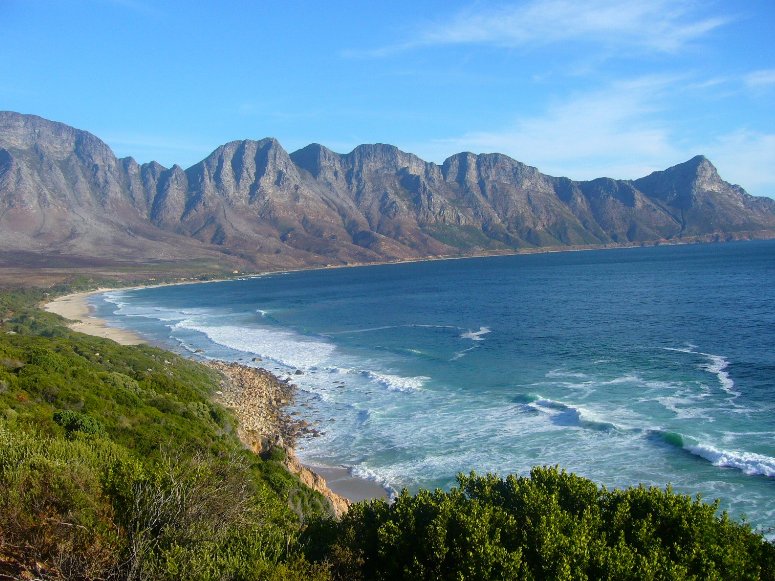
[647,429,775,478]
[362,371,428,392]
[518,394,622,432]
[686,444,775,478]
[176,320,336,369]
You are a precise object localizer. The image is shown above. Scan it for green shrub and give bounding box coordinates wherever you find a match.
[319,468,775,580]
[0,423,126,578]
[53,409,104,437]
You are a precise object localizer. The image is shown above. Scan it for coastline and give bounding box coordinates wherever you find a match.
[204,360,388,515]
[43,288,146,345]
[42,288,389,511]
[37,238,772,513]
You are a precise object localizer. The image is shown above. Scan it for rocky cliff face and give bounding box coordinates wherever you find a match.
[0,113,228,265]
[2,111,774,270]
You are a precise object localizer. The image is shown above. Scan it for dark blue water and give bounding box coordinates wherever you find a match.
[96,241,775,535]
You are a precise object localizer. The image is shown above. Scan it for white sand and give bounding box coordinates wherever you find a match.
[43,289,146,345]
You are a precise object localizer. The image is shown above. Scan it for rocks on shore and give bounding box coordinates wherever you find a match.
[203,360,350,517]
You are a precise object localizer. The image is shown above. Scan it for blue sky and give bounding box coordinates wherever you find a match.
[3,0,775,196]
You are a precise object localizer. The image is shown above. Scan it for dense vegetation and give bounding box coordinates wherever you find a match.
[1,287,773,579]
[0,288,331,579]
[317,469,775,580]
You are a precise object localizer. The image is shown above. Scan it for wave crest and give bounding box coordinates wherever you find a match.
[686,444,775,478]
[363,371,428,392]
[520,394,621,432]
[460,327,491,341]
[647,429,775,478]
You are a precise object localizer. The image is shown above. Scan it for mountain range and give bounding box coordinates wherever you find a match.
[2,111,774,272]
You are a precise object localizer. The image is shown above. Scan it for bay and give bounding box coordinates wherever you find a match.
[94,240,775,535]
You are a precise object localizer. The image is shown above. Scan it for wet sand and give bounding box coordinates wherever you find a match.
[307,464,389,502]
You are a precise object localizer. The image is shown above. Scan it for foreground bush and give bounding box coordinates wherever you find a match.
[316,467,775,580]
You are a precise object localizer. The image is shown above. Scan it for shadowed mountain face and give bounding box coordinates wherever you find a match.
[1,111,774,270]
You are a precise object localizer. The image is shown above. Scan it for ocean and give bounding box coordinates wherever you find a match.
[93,240,775,535]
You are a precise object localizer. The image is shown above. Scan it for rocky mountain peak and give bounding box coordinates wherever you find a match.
[347,143,412,170]
[290,143,340,178]
[633,154,729,206]
[0,111,113,164]
[2,112,774,271]
[685,155,724,192]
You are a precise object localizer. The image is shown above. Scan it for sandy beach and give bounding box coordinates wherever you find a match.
[43,289,146,345]
[307,464,388,502]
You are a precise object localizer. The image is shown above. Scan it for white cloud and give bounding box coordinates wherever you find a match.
[356,0,729,57]
[413,76,683,180]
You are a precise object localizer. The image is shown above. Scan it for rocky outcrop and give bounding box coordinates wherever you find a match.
[283,451,350,518]
[0,112,231,265]
[2,111,774,270]
[204,360,350,517]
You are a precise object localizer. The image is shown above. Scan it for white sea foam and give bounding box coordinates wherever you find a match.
[363,371,428,392]
[103,294,212,322]
[665,346,741,399]
[664,346,693,354]
[327,325,400,335]
[598,374,641,385]
[528,396,622,432]
[450,346,476,361]
[350,464,398,499]
[177,321,336,369]
[101,291,128,308]
[546,369,589,379]
[460,326,491,341]
[330,324,459,336]
[655,396,714,421]
[700,353,740,397]
[685,444,775,478]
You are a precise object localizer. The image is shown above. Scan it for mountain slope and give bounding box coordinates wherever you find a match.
[2,111,774,270]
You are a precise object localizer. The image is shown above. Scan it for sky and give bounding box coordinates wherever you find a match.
[2,0,775,196]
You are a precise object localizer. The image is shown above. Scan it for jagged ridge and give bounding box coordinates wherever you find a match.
[1,111,774,269]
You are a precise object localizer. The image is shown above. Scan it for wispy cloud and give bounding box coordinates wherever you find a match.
[406,73,775,196]
[413,75,683,180]
[352,0,729,57]
[744,69,775,88]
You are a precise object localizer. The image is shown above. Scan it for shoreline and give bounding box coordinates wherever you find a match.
[203,360,388,515]
[38,238,771,510]
[42,288,389,510]
[43,288,147,345]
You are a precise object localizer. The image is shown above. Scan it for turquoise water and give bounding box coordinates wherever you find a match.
[95,241,775,535]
